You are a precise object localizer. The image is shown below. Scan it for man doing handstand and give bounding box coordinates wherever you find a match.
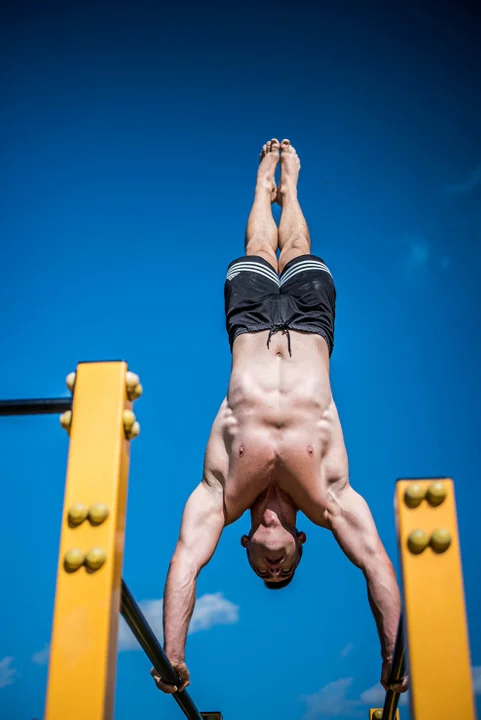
[152,138,407,698]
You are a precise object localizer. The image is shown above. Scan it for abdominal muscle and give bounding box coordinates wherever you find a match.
[221,330,349,525]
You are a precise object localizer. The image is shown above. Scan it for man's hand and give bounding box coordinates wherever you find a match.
[150,659,190,694]
[381,658,408,694]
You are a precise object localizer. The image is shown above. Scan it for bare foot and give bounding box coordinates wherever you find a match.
[277,139,301,205]
[257,138,280,203]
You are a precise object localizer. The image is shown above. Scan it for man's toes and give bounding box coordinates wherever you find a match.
[266,139,279,153]
[260,143,267,159]
[280,139,291,150]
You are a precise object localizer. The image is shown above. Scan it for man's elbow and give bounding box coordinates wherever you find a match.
[360,543,394,578]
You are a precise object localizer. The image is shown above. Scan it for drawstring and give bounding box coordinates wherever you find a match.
[267,323,292,357]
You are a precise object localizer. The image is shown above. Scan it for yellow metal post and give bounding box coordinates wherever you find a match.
[396,478,475,720]
[45,362,141,720]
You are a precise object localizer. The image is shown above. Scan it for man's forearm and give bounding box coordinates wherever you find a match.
[364,554,401,661]
[163,554,197,662]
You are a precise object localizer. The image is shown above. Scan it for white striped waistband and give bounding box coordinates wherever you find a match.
[226,258,333,285]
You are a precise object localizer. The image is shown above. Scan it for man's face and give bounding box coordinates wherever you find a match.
[241,524,306,582]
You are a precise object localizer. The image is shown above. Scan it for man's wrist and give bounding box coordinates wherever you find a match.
[164,646,185,663]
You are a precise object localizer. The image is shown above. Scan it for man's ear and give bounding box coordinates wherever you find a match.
[240,535,249,548]
[297,531,307,545]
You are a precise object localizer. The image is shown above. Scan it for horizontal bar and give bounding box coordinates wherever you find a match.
[382,616,405,720]
[0,397,72,416]
[120,580,203,720]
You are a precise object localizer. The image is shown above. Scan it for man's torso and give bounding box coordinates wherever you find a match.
[207,329,349,526]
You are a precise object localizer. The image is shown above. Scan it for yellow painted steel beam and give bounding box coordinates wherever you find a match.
[45,362,141,720]
[396,478,475,720]
[369,710,399,719]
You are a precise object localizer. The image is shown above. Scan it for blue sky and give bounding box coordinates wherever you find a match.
[1,1,480,718]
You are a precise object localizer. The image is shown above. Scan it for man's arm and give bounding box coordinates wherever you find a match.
[163,477,225,664]
[325,483,402,670]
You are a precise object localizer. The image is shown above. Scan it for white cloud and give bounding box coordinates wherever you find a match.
[445,163,481,195]
[0,657,16,689]
[292,664,481,720]
[300,676,412,719]
[299,678,363,719]
[190,593,239,632]
[32,645,50,665]
[118,592,239,652]
[360,682,409,708]
[472,665,481,695]
[359,683,384,706]
[358,665,481,709]
[340,642,354,658]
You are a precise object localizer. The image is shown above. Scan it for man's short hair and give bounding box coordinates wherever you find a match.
[247,540,303,590]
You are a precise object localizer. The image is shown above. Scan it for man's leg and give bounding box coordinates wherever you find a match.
[244,138,280,271]
[277,139,311,274]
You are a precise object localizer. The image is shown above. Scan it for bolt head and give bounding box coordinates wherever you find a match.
[431,528,452,553]
[68,504,88,526]
[85,548,107,571]
[128,421,141,439]
[64,549,84,571]
[126,372,143,400]
[60,410,72,431]
[404,483,426,508]
[89,503,109,525]
[123,409,136,430]
[427,482,447,507]
[408,528,430,554]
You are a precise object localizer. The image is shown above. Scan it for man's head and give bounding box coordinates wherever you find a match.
[241,520,306,589]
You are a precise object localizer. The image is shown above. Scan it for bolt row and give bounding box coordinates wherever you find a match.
[404,481,446,508]
[68,503,109,526]
[408,527,451,554]
[60,369,142,439]
[66,370,143,400]
[64,547,106,572]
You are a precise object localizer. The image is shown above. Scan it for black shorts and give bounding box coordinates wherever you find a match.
[224,254,336,355]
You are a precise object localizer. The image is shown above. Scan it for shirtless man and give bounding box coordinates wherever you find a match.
[151,138,407,699]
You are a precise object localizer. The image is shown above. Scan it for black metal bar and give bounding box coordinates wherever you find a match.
[120,579,203,720]
[381,616,405,720]
[0,398,72,416]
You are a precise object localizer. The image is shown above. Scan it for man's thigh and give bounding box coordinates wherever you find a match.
[224,255,280,350]
[245,243,278,272]
[280,254,336,355]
